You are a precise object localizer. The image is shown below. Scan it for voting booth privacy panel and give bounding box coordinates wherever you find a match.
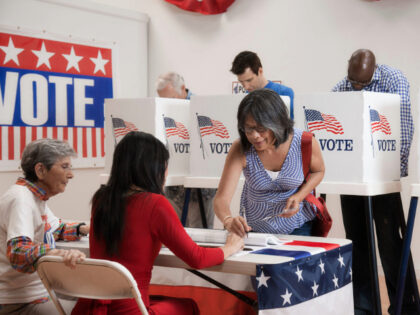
[104,98,190,184]
[189,94,290,178]
[189,94,244,177]
[294,92,400,183]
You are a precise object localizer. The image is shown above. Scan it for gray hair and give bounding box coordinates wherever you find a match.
[155,72,185,94]
[21,139,76,182]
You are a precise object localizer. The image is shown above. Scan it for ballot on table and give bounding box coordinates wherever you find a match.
[294,92,401,183]
[104,98,190,184]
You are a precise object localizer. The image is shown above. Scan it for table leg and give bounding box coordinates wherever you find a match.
[196,188,208,228]
[187,269,257,308]
[395,196,419,315]
[365,196,382,315]
[181,188,191,226]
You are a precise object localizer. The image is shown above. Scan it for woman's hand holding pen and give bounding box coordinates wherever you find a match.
[221,232,244,259]
[224,216,252,238]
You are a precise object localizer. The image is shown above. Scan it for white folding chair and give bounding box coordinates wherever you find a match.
[36,255,148,315]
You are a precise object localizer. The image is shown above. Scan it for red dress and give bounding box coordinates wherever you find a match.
[72,193,224,315]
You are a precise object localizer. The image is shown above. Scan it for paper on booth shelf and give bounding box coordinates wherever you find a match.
[185,228,286,247]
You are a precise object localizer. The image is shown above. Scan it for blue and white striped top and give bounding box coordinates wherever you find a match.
[239,128,315,234]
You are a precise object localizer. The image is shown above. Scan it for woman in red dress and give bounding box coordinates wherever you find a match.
[72,131,244,315]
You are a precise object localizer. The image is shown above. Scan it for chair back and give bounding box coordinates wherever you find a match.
[36,255,148,315]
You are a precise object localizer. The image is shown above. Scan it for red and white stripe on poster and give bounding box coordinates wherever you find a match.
[0,30,113,171]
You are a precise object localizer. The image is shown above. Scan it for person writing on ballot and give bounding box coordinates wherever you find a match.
[214,89,325,237]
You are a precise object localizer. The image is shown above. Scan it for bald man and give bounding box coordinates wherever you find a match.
[333,49,416,315]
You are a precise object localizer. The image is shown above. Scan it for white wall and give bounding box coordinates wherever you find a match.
[1,0,419,272]
[87,0,420,271]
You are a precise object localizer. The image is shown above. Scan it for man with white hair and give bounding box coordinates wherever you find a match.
[156,72,192,99]
[156,72,215,228]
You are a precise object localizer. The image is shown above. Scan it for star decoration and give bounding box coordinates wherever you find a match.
[337,254,345,267]
[295,265,303,282]
[256,270,271,288]
[311,281,319,296]
[62,46,83,72]
[318,259,325,274]
[32,41,55,69]
[90,50,109,74]
[332,274,339,288]
[0,37,24,66]
[281,288,292,305]
[349,268,353,281]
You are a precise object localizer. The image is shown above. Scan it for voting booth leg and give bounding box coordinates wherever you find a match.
[395,196,420,315]
[181,188,192,226]
[196,189,208,228]
[364,196,382,315]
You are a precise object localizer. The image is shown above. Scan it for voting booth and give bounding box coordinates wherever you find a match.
[294,92,401,183]
[189,95,244,177]
[188,94,291,178]
[104,98,190,185]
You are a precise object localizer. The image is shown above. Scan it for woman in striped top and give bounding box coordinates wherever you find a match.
[214,89,325,237]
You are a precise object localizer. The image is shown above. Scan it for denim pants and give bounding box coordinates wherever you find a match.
[341,193,418,315]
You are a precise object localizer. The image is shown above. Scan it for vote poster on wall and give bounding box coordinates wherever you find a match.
[0,30,113,171]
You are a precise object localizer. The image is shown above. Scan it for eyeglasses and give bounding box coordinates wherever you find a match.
[241,126,268,135]
[347,76,374,88]
[347,66,376,88]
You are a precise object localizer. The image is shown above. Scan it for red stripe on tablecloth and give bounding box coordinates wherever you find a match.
[284,240,339,251]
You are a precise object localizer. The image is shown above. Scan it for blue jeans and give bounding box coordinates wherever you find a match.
[290,220,313,236]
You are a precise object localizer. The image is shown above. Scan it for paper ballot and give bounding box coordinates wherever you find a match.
[185,228,284,247]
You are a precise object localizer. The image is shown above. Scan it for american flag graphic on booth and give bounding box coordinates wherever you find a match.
[370,109,391,135]
[164,117,189,140]
[256,242,353,314]
[0,32,113,170]
[197,115,229,139]
[111,117,138,140]
[304,109,344,135]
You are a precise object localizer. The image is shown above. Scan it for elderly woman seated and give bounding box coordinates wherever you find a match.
[0,139,87,315]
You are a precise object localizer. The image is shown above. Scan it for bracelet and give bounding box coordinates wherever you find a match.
[222,215,233,229]
[76,223,87,236]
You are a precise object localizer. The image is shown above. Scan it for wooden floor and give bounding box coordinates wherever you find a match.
[379,275,420,315]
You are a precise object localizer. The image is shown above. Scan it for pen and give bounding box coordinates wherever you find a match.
[261,208,299,221]
[242,207,248,238]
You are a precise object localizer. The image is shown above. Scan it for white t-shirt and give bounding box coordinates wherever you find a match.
[0,184,60,304]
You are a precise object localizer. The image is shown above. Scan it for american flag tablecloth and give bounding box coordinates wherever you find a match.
[150,235,353,315]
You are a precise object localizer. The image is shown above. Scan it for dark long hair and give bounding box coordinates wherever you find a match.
[92,131,169,256]
[237,89,294,151]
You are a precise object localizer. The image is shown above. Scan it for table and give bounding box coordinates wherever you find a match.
[317,181,401,315]
[57,231,353,314]
[395,183,420,315]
